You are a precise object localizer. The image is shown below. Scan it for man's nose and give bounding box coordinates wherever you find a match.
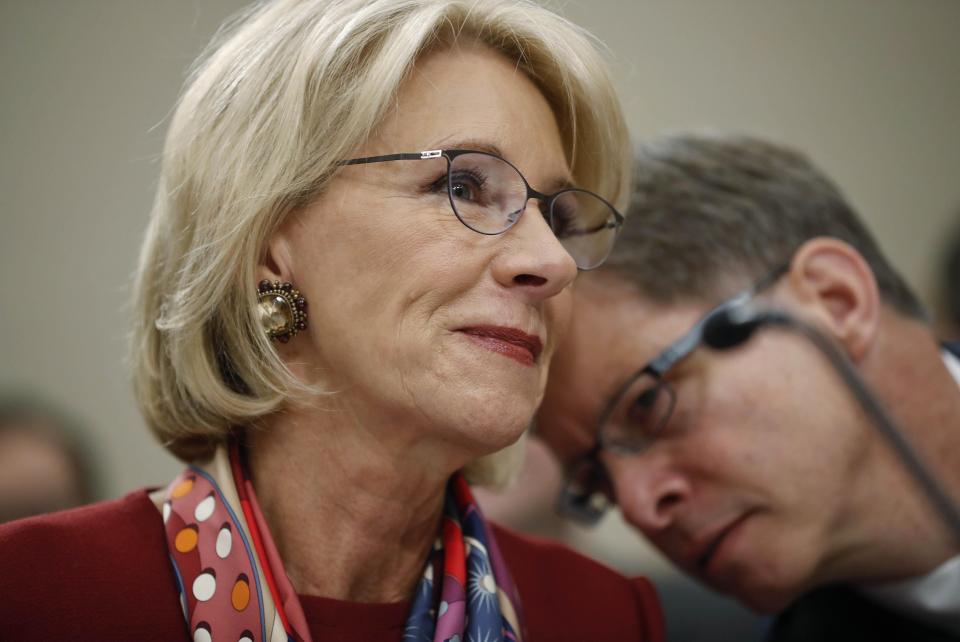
[604,450,691,533]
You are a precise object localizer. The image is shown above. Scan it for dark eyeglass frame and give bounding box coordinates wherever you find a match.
[556,263,790,525]
[338,149,624,270]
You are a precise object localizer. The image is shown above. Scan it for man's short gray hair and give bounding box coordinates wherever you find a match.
[607,132,925,319]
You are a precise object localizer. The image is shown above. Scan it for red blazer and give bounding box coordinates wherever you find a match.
[0,490,664,641]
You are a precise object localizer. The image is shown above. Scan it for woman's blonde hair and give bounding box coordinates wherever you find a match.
[131,0,629,483]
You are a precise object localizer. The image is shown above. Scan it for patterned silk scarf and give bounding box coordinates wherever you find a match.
[160,444,524,642]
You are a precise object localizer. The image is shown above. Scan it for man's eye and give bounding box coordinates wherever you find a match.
[628,387,660,416]
[625,387,662,433]
[633,387,660,409]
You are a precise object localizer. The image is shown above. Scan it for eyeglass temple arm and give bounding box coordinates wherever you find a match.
[649,262,791,373]
[337,150,443,166]
[644,290,754,375]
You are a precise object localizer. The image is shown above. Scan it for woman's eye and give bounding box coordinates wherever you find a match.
[450,181,475,201]
[448,170,487,204]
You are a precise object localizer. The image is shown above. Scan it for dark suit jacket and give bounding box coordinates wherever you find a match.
[0,489,665,642]
[768,585,959,642]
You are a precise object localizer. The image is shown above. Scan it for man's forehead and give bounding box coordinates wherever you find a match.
[571,272,702,359]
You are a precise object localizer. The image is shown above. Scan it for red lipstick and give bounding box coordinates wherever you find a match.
[458,326,543,366]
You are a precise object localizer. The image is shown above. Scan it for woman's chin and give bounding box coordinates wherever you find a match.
[446,399,533,454]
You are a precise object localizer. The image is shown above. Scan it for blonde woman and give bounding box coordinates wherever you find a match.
[0,1,664,640]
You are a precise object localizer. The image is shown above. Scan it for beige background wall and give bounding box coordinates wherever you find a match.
[2,0,959,589]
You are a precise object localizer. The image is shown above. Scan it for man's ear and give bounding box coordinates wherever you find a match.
[784,238,881,361]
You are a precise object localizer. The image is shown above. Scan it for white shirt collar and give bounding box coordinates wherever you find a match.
[943,347,960,383]
[857,349,960,634]
[860,554,960,634]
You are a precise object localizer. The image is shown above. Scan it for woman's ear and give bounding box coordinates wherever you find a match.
[257,226,296,285]
[784,237,881,361]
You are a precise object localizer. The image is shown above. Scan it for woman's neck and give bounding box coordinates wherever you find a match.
[245,407,465,603]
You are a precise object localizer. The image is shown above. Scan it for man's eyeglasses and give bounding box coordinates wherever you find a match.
[339,149,624,270]
[557,263,789,525]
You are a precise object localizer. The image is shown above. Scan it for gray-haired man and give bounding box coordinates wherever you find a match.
[538,133,960,641]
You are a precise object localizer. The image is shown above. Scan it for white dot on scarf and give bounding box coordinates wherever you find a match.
[216,524,232,558]
[195,494,216,522]
[193,626,211,642]
[439,600,448,617]
[162,501,171,523]
[193,571,216,601]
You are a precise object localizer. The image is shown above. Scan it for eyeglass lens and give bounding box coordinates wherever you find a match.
[447,152,619,269]
[558,454,616,525]
[602,372,677,452]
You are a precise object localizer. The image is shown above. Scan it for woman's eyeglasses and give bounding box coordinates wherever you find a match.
[339,149,623,270]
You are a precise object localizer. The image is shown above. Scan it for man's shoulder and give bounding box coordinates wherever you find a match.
[492,523,665,641]
[770,585,960,642]
[0,489,188,641]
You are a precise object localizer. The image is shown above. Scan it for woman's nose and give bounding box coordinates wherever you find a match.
[490,200,578,300]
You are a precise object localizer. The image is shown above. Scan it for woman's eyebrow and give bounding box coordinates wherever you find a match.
[545,176,575,192]
[434,137,505,157]
[432,136,575,190]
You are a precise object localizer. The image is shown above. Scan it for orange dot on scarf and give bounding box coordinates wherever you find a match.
[171,477,194,499]
[175,526,199,553]
[232,575,251,611]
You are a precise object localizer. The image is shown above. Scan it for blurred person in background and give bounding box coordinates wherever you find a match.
[538,133,960,641]
[0,0,666,640]
[0,394,97,523]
